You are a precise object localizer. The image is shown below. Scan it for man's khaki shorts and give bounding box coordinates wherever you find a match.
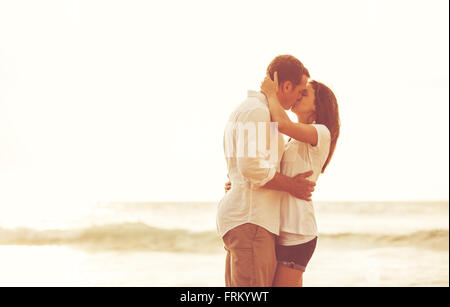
[222,223,277,287]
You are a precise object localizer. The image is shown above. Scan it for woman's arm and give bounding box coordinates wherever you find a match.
[261,72,318,146]
[267,95,318,146]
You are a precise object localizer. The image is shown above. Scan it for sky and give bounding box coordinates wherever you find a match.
[0,0,448,208]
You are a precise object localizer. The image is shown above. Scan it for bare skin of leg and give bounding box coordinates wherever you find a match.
[272,264,304,287]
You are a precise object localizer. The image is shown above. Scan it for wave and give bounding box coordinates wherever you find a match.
[0,223,448,253]
[0,223,223,253]
[318,229,449,251]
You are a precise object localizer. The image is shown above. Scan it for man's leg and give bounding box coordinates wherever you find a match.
[224,247,232,287]
[222,223,276,287]
[222,223,258,287]
[252,226,277,287]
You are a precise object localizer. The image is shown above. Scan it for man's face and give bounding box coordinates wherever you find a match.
[278,75,309,110]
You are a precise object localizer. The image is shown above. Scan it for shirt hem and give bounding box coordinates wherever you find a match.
[218,221,280,238]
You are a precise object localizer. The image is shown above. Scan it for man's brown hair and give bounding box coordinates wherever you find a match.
[266,55,310,87]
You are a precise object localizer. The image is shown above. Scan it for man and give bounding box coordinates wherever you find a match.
[217,55,315,287]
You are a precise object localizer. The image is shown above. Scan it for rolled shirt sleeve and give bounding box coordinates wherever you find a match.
[236,106,278,189]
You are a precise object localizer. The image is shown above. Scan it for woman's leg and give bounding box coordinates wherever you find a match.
[273,237,317,287]
[272,263,304,287]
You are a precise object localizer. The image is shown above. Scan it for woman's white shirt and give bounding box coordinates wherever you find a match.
[277,124,331,245]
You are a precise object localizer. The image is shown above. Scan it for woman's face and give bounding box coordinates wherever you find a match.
[292,82,316,117]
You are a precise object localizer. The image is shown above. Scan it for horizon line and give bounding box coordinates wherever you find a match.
[103,199,450,204]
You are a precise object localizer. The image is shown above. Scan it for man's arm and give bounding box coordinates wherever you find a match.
[225,171,315,201]
[235,106,278,189]
[263,171,315,201]
[232,105,315,200]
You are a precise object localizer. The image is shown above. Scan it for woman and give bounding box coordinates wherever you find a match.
[224,72,340,287]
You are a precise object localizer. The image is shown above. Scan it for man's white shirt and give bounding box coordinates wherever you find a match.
[216,90,285,237]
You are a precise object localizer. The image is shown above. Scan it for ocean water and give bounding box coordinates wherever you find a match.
[0,201,448,286]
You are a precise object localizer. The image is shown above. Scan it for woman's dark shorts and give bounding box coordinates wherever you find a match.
[275,237,317,272]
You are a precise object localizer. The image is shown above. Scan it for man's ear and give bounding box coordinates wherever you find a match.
[281,81,293,93]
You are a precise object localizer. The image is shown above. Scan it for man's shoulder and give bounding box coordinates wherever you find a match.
[227,91,270,124]
[237,97,270,118]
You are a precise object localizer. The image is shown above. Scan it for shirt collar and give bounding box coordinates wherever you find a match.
[247,90,268,106]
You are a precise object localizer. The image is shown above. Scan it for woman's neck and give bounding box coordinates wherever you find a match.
[296,112,315,124]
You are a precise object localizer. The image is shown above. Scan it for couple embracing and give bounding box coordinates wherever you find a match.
[217,55,340,287]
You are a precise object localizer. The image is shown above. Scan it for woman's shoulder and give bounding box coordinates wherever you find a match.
[312,124,331,140]
[309,124,331,157]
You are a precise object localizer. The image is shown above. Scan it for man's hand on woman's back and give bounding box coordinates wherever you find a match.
[224,171,316,201]
[289,171,315,201]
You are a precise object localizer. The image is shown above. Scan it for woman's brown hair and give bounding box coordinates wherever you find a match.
[310,80,340,173]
